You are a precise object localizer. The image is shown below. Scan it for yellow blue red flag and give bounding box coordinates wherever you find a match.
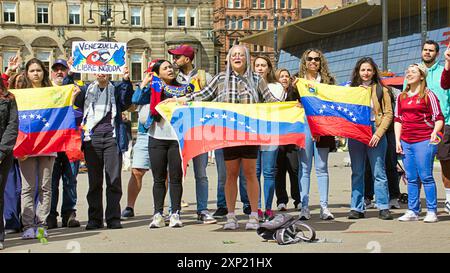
[156,101,305,173]
[10,85,82,159]
[296,78,372,144]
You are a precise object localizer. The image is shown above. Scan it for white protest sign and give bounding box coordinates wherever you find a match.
[71,41,127,74]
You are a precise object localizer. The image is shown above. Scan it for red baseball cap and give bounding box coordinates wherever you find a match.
[145,59,160,73]
[168,44,195,60]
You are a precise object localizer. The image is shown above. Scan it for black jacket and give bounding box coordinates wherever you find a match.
[0,94,19,162]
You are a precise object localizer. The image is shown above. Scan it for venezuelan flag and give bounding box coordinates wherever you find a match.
[11,85,82,158]
[296,78,372,144]
[156,101,305,173]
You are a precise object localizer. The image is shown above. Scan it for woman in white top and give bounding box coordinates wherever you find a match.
[19,58,57,239]
[252,55,284,221]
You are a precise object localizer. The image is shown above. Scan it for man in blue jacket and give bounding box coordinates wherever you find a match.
[73,68,133,229]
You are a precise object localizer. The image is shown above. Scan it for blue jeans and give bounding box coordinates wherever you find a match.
[50,152,79,216]
[256,147,278,210]
[298,124,330,208]
[215,149,249,209]
[193,153,209,213]
[348,135,390,212]
[4,160,21,231]
[401,139,438,214]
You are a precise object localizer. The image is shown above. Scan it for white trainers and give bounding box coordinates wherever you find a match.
[445,201,450,214]
[197,210,217,224]
[389,199,401,209]
[423,211,438,223]
[149,213,166,228]
[398,210,419,221]
[169,212,183,228]
[22,228,36,240]
[320,206,334,220]
[277,203,287,211]
[223,214,239,230]
[245,215,260,230]
[299,207,311,220]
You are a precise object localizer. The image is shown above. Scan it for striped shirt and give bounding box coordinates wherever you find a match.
[186,71,278,103]
[394,89,444,143]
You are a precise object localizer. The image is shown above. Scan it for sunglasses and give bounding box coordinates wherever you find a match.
[173,55,183,60]
[306,57,321,62]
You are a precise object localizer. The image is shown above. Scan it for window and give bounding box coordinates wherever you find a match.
[256,16,260,30]
[249,17,254,30]
[131,7,141,26]
[262,16,267,29]
[36,52,51,70]
[130,53,142,81]
[225,16,230,29]
[167,8,173,26]
[287,16,292,23]
[3,3,16,23]
[252,0,257,8]
[280,17,285,26]
[231,16,236,30]
[68,5,81,25]
[281,0,286,9]
[259,46,264,52]
[288,0,292,8]
[189,8,196,27]
[2,51,16,72]
[234,0,241,8]
[229,38,237,49]
[177,8,186,26]
[237,17,243,29]
[227,0,233,8]
[37,4,49,24]
[260,0,265,9]
[99,5,108,25]
[253,45,258,52]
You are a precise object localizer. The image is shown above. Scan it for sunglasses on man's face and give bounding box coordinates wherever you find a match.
[173,55,183,60]
[306,57,321,62]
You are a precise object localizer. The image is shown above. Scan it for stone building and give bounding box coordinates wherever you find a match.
[0,0,216,82]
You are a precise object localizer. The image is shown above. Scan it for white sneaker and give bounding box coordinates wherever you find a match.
[169,212,183,228]
[149,213,166,228]
[245,215,260,230]
[423,211,438,223]
[389,199,401,209]
[320,206,334,220]
[445,201,450,214]
[223,214,239,230]
[197,210,217,224]
[398,210,419,221]
[299,207,311,220]
[364,198,374,209]
[277,203,287,211]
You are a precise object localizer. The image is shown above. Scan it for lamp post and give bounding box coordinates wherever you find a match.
[273,0,279,69]
[87,0,129,41]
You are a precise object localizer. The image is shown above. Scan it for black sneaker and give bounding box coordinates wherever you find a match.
[212,207,228,219]
[121,207,135,220]
[46,215,58,229]
[85,221,104,230]
[62,212,80,228]
[107,222,123,229]
[348,210,365,219]
[379,209,393,220]
[243,205,251,215]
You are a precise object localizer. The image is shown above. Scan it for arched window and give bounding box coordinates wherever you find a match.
[231,16,236,29]
[263,16,267,30]
[249,17,254,29]
[256,16,261,30]
[280,17,285,26]
[237,16,243,29]
[226,16,230,29]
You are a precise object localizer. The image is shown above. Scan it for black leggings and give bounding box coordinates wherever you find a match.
[149,137,183,214]
[0,153,13,242]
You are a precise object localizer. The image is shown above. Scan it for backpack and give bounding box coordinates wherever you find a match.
[256,214,316,245]
[375,83,395,132]
[197,69,207,89]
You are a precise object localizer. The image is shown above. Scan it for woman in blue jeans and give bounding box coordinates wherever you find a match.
[297,49,336,220]
[347,57,393,220]
[396,63,444,223]
[253,55,285,221]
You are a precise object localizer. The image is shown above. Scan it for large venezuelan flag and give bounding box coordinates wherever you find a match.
[156,101,305,173]
[11,85,82,158]
[296,78,372,144]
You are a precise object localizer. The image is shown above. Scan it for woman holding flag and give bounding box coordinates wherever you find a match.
[168,44,279,230]
[18,58,55,239]
[297,49,336,221]
[396,63,444,223]
[347,57,393,220]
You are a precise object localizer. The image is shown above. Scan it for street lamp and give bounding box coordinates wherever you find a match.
[86,0,129,41]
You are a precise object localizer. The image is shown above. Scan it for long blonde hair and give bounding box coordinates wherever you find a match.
[401,64,428,103]
[299,48,335,85]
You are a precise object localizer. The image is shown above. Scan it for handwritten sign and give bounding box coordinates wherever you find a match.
[71,41,127,74]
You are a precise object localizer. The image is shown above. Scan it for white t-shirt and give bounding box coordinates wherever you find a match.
[268,82,286,101]
[149,118,177,140]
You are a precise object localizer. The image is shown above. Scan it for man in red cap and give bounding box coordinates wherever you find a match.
[168,44,219,224]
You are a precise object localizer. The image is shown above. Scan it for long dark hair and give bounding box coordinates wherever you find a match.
[152,59,180,86]
[299,48,335,85]
[0,77,14,100]
[253,55,276,83]
[350,57,387,88]
[24,58,52,88]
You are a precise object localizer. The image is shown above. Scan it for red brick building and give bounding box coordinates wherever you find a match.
[213,0,301,72]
